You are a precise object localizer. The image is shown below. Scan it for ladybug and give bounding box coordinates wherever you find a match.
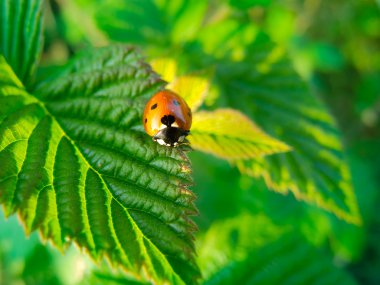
[143,90,192,147]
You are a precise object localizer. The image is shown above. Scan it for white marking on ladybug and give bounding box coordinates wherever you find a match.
[178,135,185,142]
[156,139,166,146]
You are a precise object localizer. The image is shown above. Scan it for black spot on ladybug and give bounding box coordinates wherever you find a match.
[145,118,147,124]
[151,103,158,110]
[173,100,180,106]
[161,115,175,127]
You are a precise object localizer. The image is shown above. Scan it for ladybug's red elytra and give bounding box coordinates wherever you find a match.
[143,90,192,147]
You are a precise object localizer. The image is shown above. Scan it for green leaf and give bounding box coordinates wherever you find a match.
[214,39,361,224]
[85,271,152,285]
[204,236,358,285]
[0,46,200,284]
[189,109,291,159]
[197,213,286,278]
[198,214,357,285]
[93,0,208,46]
[228,0,272,9]
[0,0,44,86]
[57,0,108,46]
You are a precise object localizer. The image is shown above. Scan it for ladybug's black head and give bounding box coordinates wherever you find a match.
[153,127,189,147]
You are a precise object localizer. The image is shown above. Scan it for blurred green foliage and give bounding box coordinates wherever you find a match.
[1,0,380,284]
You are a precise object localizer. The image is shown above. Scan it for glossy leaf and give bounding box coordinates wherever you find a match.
[204,236,358,285]
[198,214,357,285]
[212,38,361,224]
[0,45,200,284]
[189,109,291,159]
[94,0,207,46]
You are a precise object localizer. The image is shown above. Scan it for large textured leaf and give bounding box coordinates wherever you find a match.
[189,109,291,159]
[0,0,43,85]
[0,46,200,284]
[212,38,361,224]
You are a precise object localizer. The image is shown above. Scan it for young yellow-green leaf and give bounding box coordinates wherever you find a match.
[189,109,291,160]
[150,58,178,83]
[150,57,209,112]
[168,75,209,112]
[0,0,43,86]
[0,45,200,285]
